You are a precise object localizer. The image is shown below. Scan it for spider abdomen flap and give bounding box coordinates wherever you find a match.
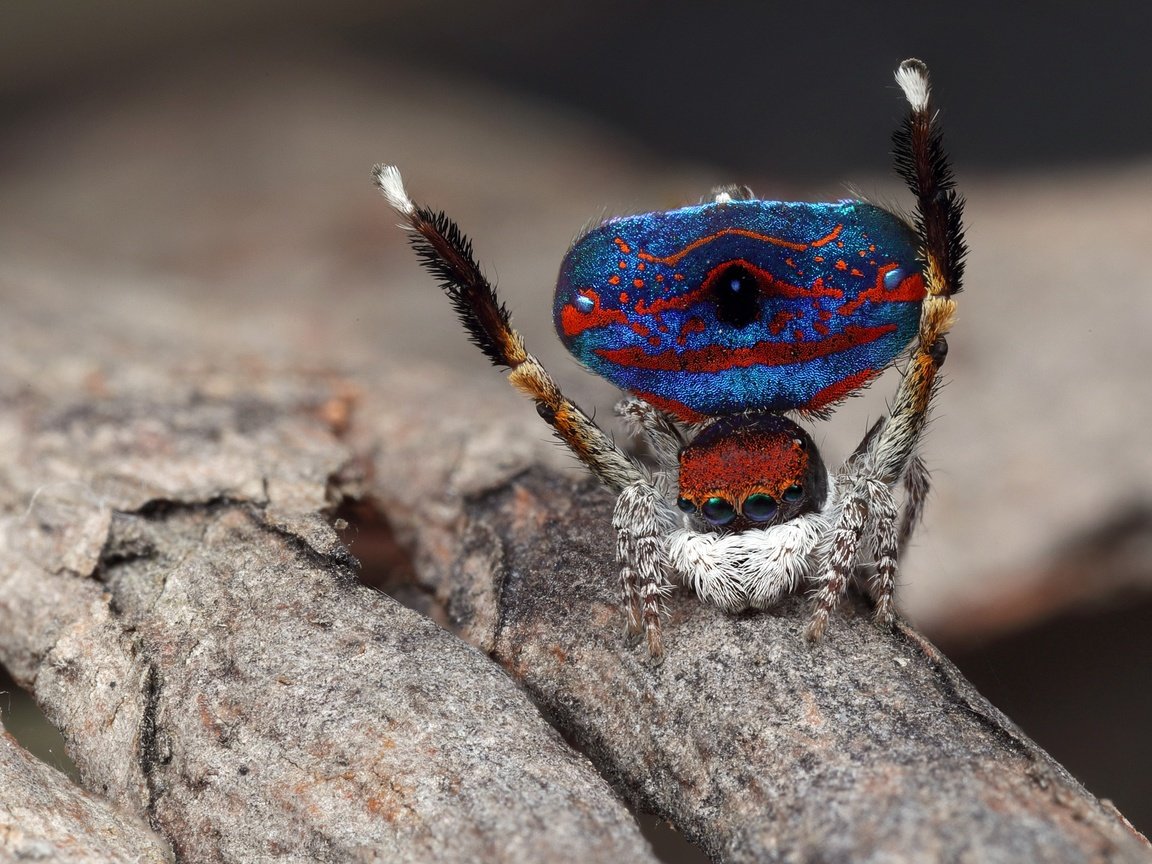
[554,200,925,421]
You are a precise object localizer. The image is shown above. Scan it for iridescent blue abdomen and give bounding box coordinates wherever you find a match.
[554,199,925,421]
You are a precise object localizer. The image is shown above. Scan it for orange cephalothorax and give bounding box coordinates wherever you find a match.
[677,414,827,530]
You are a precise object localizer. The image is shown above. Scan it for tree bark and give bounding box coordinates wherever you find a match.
[1,717,172,862]
[0,381,656,864]
[2,333,1144,862]
[0,48,1149,863]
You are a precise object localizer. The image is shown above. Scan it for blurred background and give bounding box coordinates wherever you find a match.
[2,1,1150,854]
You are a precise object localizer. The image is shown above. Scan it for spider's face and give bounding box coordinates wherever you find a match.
[675,414,828,533]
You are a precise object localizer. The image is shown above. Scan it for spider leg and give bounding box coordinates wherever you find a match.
[377,166,677,656]
[374,165,646,494]
[860,416,931,555]
[807,487,869,641]
[876,58,967,483]
[897,455,930,556]
[613,482,677,660]
[615,514,643,639]
[806,60,966,640]
[864,479,900,625]
[616,397,685,467]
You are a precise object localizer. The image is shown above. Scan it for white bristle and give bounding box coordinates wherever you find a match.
[372,163,414,215]
[894,58,931,113]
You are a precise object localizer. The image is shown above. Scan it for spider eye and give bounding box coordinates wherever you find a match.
[710,264,760,328]
[676,496,696,513]
[782,484,804,503]
[743,493,778,522]
[700,497,737,526]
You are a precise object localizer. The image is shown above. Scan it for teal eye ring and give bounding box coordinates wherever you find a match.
[676,496,696,513]
[743,493,778,522]
[782,484,805,503]
[700,497,737,526]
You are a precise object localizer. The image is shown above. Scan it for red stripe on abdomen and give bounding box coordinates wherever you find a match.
[593,324,896,372]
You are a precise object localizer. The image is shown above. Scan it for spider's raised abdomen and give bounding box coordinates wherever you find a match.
[554,200,925,421]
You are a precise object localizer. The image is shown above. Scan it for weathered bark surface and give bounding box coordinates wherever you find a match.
[5,332,1147,864]
[0,386,656,863]
[0,719,172,862]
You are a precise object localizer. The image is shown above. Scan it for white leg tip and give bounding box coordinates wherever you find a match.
[372,163,415,216]
[895,58,931,113]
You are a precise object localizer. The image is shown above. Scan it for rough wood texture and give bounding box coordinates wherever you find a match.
[0,386,656,863]
[3,356,1148,863]
[0,719,172,862]
[6,355,1144,863]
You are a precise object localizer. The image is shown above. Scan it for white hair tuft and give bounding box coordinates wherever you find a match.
[894,58,931,113]
[372,163,414,216]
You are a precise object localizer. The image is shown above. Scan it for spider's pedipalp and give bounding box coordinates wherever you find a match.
[666,530,747,612]
[743,512,828,608]
[614,482,678,659]
[668,510,828,612]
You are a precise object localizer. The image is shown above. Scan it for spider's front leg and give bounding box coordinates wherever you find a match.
[806,58,967,641]
[374,165,675,657]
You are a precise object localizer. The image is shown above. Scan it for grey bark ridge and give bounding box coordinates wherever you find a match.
[478,473,1151,863]
[0,718,172,862]
[0,390,655,864]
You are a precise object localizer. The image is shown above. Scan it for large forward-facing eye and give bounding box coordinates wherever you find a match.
[700,497,737,526]
[742,493,778,522]
[707,263,761,328]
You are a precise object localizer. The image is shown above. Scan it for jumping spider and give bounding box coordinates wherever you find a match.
[375,59,965,659]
